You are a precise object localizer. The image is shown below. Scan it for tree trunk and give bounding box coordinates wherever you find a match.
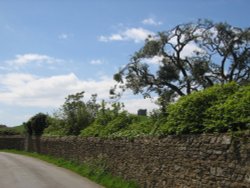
[24,135,32,152]
[35,136,41,153]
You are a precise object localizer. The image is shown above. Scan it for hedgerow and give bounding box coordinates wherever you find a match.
[157,82,250,135]
[42,83,250,137]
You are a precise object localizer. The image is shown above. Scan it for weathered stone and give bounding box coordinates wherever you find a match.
[245,173,250,183]
[210,167,216,176]
[216,167,224,177]
[221,135,231,144]
[0,133,249,188]
[214,150,223,155]
[174,164,181,171]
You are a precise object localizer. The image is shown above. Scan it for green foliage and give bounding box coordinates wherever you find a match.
[44,116,67,136]
[158,83,250,135]
[2,150,138,188]
[111,116,153,137]
[0,124,7,128]
[0,124,25,136]
[32,84,250,138]
[11,124,25,134]
[0,127,20,135]
[81,102,130,137]
[80,124,102,137]
[24,113,49,136]
[81,106,154,138]
[30,113,49,136]
[45,92,99,136]
[81,100,154,137]
[112,19,250,107]
[62,91,92,135]
[24,121,33,136]
[101,112,132,135]
[204,84,250,132]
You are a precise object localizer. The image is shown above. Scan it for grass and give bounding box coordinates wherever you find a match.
[1,149,138,188]
[11,124,25,134]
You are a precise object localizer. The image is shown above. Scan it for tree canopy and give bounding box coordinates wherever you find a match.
[112,20,250,110]
[24,113,48,136]
[45,91,100,136]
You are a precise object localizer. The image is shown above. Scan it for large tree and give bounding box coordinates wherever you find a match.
[112,20,250,110]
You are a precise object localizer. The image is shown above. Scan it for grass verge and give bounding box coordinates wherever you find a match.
[1,149,138,188]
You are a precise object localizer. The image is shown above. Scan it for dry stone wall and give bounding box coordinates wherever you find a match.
[0,136,24,150]
[38,134,250,188]
[0,134,249,187]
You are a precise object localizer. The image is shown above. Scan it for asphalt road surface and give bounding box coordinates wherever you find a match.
[0,152,104,188]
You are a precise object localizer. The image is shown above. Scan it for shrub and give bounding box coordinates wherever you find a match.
[44,116,67,136]
[110,115,153,137]
[81,111,154,137]
[80,124,103,137]
[204,84,250,132]
[0,128,20,135]
[81,112,134,137]
[158,82,250,134]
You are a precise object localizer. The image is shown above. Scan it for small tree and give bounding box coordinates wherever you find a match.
[30,113,49,136]
[45,91,99,136]
[24,121,33,136]
[24,113,48,152]
[61,91,93,135]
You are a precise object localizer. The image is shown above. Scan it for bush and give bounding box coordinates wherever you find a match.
[204,84,250,132]
[45,92,98,136]
[81,111,154,137]
[81,112,133,137]
[0,128,20,135]
[110,115,153,137]
[158,82,250,134]
[44,116,67,136]
[80,124,103,137]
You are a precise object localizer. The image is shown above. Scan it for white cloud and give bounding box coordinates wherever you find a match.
[58,33,69,40]
[99,27,154,43]
[0,73,115,108]
[122,97,158,114]
[109,34,123,41]
[6,53,63,67]
[99,34,124,42]
[124,28,154,43]
[99,36,108,42]
[0,72,159,116]
[143,56,164,65]
[168,35,205,58]
[181,42,205,58]
[142,18,162,26]
[89,59,104,65]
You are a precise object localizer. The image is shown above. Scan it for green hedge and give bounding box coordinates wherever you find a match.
[81,112,153,137]
[158,82,250,135]
[0,128,20,135]
[48,82,250,137]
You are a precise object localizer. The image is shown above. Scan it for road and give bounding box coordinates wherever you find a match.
[0,152,104,188]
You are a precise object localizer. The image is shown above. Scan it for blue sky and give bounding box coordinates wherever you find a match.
[0,0,249,126]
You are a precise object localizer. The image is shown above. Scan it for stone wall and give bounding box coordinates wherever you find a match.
[1,134,249,187]
[38,134,249,188]
[0,136,24,150]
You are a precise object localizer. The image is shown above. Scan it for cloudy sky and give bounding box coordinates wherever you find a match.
[0,0,249,126]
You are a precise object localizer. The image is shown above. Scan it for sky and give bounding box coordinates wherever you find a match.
[0,0,249,126]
